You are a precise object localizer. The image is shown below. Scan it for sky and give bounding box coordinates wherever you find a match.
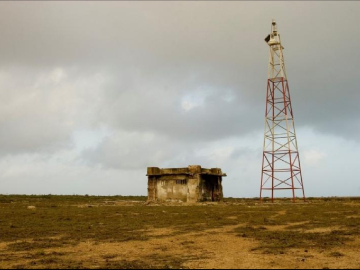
[0,1,359,198]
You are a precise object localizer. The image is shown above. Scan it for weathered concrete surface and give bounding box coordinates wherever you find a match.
[147,165,226,203]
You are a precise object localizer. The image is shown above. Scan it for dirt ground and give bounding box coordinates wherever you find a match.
[0,196,360,269]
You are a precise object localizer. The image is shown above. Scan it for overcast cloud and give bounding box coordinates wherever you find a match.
[0,1,359,198]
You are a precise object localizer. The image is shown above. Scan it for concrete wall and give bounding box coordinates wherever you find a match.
[147,176,157,201]
[155,175,191,202]
[187,175,201,203]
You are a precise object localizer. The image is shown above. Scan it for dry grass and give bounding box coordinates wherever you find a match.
[0,195,360,269]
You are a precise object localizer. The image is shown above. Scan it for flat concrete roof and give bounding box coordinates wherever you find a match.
[147,165,226,177]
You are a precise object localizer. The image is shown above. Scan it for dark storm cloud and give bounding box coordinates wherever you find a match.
[0,1,359,197]
[0,1,358,148]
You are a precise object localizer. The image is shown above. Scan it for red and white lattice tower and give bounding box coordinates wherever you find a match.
[260,20,306,203]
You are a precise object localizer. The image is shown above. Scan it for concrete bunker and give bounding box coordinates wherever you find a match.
[147,165,226,203]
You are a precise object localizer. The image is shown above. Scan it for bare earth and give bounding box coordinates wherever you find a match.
[0,196,360,269]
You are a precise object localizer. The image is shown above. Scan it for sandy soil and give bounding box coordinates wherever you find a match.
[1,225,360,269]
